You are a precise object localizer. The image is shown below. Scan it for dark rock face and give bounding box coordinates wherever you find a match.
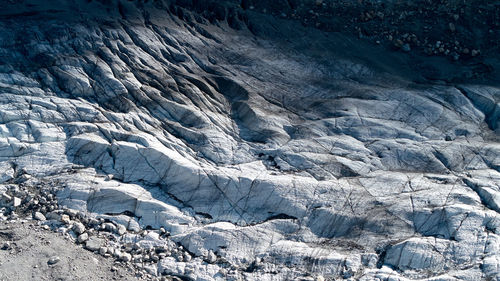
[0,0,499,280]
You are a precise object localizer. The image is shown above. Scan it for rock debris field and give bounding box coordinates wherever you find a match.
[0,0,499,280]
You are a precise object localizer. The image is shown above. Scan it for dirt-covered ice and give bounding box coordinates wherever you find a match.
[0,0,499,280]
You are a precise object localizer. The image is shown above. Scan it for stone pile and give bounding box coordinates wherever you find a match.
[0,180,49,221]
[0,181,220,281]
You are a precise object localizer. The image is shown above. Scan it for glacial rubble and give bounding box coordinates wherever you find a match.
[0,181,206,280]
[0,0,499,280]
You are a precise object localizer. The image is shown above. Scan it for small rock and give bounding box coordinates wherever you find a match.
[33,212,46,221]
[471,49,480,56]
[120,252,132,262]
[154,245,167,254]
[143,265,157,276]
[159,227,166,235]
[218,268,227,276]
[102,222,116,233]
[1,193,12,202]
[402,43,411,52]
[19,174,31,182]
[80,217,89,225]
[57,226,70,235]
[72,222,86,234]
[9,212,18,220]
[47,256,60,265]
[207,251,217,263]
[12,197,21,207]
[65,209,78,218]
[85,237,103,252]
[449,22,456,32]
[127,222,141,232]
[105,174,113,181]
[113,248,122,258]
[361,253,378,268]
[45,211,62,221]
[133,254,142,263]
[123,244,133,253]
[394,39,404,48]
[151,254,159,262]
[1,242,10,250]
[117,224,126,236]
[99,247,107,256]
[88,218,100,227]
[77,233,89,243]
[60,214,70,224]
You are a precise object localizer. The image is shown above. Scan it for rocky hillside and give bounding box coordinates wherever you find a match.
[0,0,499,280]
[175,0,500,70]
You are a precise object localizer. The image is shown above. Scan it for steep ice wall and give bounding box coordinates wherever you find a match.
[0,0,499,280]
